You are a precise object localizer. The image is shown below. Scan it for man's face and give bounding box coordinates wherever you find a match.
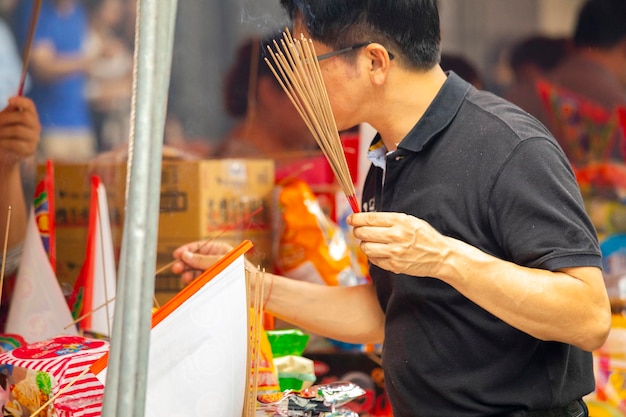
[292,20,366,132]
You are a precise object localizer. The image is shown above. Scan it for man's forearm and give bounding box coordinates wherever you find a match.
[30,47,90,82]
[265,274,385,344]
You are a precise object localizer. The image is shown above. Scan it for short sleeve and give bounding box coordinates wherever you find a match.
[489,137,601,270]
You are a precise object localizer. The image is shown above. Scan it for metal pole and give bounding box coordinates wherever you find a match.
[101,1,178,416]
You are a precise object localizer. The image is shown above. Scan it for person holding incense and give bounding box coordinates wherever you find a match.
[0,96,40,328]
[172,0,611,415]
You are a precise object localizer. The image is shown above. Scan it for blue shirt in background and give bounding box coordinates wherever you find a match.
[14,0,91,130]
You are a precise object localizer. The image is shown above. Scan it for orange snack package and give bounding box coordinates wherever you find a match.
[274,178,356,286]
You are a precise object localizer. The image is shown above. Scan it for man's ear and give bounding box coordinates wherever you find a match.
[364,44,393,85]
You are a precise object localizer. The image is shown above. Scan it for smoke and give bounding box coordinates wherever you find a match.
[238,0,289,36]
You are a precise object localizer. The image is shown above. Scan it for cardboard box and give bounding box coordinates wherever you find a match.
[153,160,274,301]
[42,159,275,302]
[39,162,126,288]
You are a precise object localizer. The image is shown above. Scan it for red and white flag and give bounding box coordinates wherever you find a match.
[5,208,78,343]
[69,176,117,337]
[33,159,56,271]
[91,241,252,417]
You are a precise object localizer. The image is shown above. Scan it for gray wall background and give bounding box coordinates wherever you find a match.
[168,0,585,145]
[168,0,286,143]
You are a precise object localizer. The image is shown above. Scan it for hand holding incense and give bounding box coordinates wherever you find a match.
[264,30,360,213]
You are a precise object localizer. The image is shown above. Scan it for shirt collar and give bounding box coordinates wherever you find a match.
[367,139,388,169]
[367,71,472,162]
[368,71,472,153]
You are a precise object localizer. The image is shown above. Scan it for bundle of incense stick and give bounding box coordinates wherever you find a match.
[242,267,265,416]
[265,30,360,213]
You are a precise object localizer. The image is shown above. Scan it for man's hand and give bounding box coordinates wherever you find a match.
[348,212,450,277]
[171,240,236,284]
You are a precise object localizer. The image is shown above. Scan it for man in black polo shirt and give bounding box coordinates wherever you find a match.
[172,0,612,415]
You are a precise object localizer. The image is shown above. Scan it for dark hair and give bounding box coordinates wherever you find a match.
[279,0,441,70]
[573,0,626,48]
[509,35,570,73]
[223,34,283,118]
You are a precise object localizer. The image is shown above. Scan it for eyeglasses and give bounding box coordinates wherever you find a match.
[316,41,395,61]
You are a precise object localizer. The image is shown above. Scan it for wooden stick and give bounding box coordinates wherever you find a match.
[64,297,115,330]
[18,0,43,96]
[0,206,11,306]
[155,206,263,276]
[242,266,265,416]
[276,162,315,186]
[28,366,90,417]
[64,294,161,330]
[242,269,253,416]
[154,258,179,276]
[251,268,265,416]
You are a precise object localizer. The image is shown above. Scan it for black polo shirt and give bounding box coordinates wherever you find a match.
[361,72,601,416]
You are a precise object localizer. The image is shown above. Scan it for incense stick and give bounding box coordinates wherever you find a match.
[242,269,253,416]
[251,268,265,416]
[0,206,11,306]
[17,0,43,96]
[243,267,265,416]
[65,293,165,330]
[64,297,115,330]
[265,30,359,213]
[154,205,264,276]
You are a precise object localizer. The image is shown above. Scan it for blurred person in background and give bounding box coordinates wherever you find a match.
[0,16,22,105]
[118,0,135,51]
[545,0,626,112]
[211,33,319,161]
[0,0,35,276]
[84,0,132,153]
[503,34,572,126]
[533,0,626,240]
[12,0,95,162]
[0,0,17,17]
